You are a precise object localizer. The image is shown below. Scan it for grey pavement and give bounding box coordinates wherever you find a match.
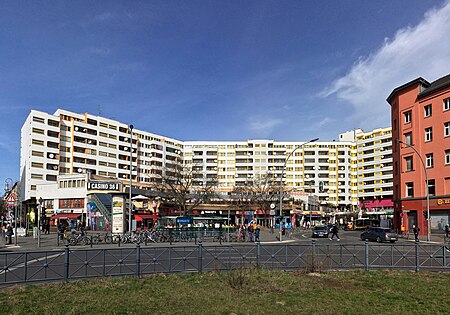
[1,228,447,252]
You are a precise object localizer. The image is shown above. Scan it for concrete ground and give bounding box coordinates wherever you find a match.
[1,227,447,252]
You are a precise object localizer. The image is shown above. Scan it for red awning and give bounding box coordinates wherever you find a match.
[135,214,158,221]
[51,213,81,220]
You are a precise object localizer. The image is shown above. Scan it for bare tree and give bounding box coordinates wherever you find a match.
[159,163,218,217]
[230,172,288,223]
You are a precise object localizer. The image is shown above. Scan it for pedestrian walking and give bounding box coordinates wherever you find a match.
[329,223,340,241]
[413,225,420,242]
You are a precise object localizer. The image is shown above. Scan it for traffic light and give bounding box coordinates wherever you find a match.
[423,211,428,220]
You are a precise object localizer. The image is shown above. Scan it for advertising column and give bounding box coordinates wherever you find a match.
[112,195,125,235]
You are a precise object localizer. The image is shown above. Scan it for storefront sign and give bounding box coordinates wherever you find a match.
[437,199,450,206]
[177,217,192,224]
[87,181,121,191]
[112,196,125,234]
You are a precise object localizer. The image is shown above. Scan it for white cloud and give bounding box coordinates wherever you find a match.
[323,1,450,130]
[248,117,283,132]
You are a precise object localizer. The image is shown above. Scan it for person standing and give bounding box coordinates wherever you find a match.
[412,225,420,242]
[6,225,14,245]
[329,224,340,241]
[255,225,260,242]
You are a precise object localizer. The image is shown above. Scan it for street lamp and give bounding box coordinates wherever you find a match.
[396,139,430,241]
[279,138,319,241]
[128,124,134,233]
[305,174,314,227]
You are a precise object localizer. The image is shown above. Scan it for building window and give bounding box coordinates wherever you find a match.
[31,174,43,179]
[446,150,450,165]
[406,182,414,198]
[31,162,44,168]
[404,111,412,124]
[32,116,45,123]
[31,150,44,157]
[32,128,45,135]
[31,139,44,146]
[405,132,412,145]
[426,153,433,168]
[428,179,435,196]
[424,104,432,117]
[405,156,413,171]
[425,127,433,142]
[445,122,450,137]
[444,98,450,111]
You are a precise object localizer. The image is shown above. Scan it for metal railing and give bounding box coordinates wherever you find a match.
[1,241,449,285]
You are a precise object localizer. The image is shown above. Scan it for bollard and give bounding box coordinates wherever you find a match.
[415,240,420,272]
[364,241,369,271]
[256,242,260,268]
[136,243,141,278]
[118,237,121,247]
[57,232,60,247]
[90,235,93,248]
[311,239,316,273]
[64,245,70,282]
[198,240,203,272]
[170,229,173,245]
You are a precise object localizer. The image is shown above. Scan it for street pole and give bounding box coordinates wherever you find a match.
[279,138,318,242]
[14,203,18,245]
[128,124,134,233]
[396,139,430,241]
[38,197,42,248]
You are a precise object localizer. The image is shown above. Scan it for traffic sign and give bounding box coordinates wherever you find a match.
[5,193,16,204]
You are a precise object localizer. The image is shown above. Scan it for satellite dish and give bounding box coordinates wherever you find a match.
[53,166,58,170]
[77,168,83,173]
[49,153,54,158]
[75,126,79,131]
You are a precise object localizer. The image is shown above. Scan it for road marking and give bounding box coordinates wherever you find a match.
[0,252,64,275]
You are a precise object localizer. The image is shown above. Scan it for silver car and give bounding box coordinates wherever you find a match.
[360,227,398,243]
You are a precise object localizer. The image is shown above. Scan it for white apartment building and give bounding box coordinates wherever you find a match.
[20,109,393,215]
[355,127,394,212]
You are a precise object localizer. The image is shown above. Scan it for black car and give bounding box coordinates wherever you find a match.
[312,226,329,238]
[360,227,398,243]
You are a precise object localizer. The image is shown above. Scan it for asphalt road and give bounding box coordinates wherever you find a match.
[1,229,449,285]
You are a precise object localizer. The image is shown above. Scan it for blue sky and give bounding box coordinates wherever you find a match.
[1,0,450,183]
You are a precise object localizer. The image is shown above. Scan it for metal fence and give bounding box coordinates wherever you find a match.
[1,241,449,285]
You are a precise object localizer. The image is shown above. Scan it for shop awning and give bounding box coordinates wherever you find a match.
[135,214,157,221]
[51,213,81,220]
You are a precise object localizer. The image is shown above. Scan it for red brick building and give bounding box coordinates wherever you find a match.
[388,74,450,236]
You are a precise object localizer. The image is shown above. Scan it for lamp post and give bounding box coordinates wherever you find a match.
[279,138,319,242]
[396,139,430,241]
[128,124,134,233]
[38,197,43,248]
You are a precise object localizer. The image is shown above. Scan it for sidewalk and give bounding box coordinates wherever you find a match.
[1,229,447,251]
